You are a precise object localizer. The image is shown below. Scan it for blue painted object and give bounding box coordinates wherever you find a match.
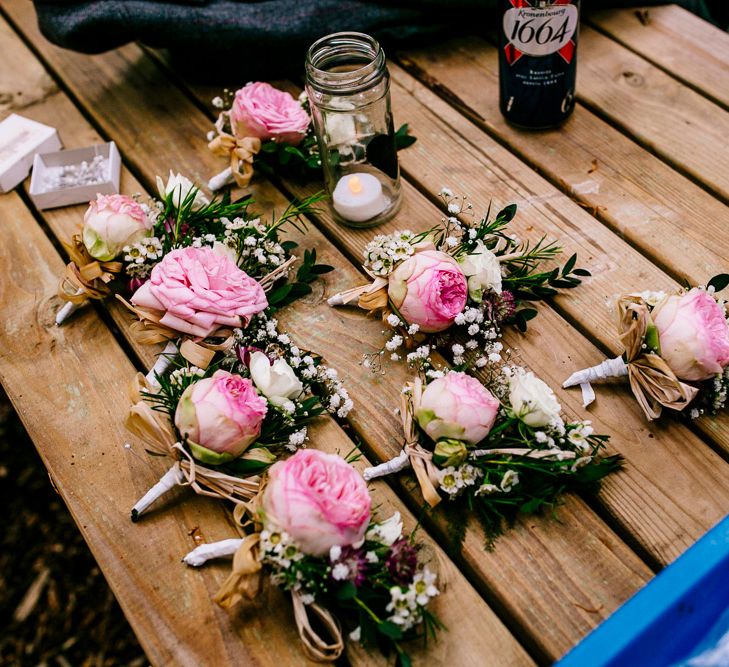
[557,516,729,667]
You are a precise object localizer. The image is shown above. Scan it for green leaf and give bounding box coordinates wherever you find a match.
[310,264,334,274]
[395,123,417,150]
[396,651,413,667]
[377,621,404,640]
[336,581,357,601]
[496,203,517,222]
[261,141,278,153]
[572,268,591,276]
[708,273,729,293]
[267,283,293,305]
[561,253,577,276]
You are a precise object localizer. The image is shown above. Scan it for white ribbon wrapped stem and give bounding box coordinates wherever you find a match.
[130,463,184,521]
[145,341,180,387]
[208,167,234,192]
[56,289,85,325]
[363,451,411,481]
[470,447,576,461]
[563,356,628,408]
[183,539,244,566]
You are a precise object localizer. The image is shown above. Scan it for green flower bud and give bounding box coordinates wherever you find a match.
[433,439,468,468]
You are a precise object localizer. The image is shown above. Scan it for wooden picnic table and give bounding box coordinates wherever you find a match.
[1,2,728,664]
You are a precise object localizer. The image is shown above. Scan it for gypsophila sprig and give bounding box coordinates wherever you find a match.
[183,450,443,664]
[564,275,729,421]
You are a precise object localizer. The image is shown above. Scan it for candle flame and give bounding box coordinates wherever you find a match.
[348,175,363,194]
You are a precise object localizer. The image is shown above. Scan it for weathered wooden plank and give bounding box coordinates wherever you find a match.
[0,18,530,667]
[589,5,729,110]
[577,25,729,201]
[397,39,729,457]
[0,4,656,660]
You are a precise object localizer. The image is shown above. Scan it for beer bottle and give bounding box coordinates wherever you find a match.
[499,0,580,129]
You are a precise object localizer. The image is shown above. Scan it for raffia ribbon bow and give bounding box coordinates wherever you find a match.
[214,496,344,662]
[208,112,262,188]
[59,235,123,303]
[616,295,698,420]
[401,377,443,508]
[126,374,261,502]
[116,295,235,369]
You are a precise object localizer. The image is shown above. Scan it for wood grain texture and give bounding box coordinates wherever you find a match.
[396,37,729,456]
[0,4,656,661]
[577,25,729,202]
[0,15,530,666]
[589,5,729,110]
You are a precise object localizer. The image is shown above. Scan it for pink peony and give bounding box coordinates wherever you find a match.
[388,250,468,333]
[82,194,151,261]
[231,82,310,146]
[652,288,729,381]
[263,449,371,556]
[174,370,268,464]
[416,372,500,445]
[130,246,268,338]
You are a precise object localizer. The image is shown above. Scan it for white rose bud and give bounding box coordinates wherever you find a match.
[248,351,304,407]
[82,194,151,261]
[509,371,561,428]
[459,241,502,302]
[156,171,210,211]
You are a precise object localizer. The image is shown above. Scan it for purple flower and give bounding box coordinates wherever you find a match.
[385,539,418,585]
[330,546,368,587]
[127,277,146,293]
[236,345,265,368]
[486,289,516,324]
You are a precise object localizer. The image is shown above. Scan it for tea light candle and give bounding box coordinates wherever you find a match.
[332,173,386,222]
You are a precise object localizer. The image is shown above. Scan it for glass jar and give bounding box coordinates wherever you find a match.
[305,32,402,228]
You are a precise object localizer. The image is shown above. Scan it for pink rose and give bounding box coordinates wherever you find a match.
[130,246,268,338]
[388,250,467,333]
[652,288,729,381]
[231,82,310,146]
[416,372,500,445]
[174,370,268,464]
[263,449,371,556]
[82,194,151,261]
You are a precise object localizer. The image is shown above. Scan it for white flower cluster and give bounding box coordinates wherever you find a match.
[363,230,416,277]
[261,527,304,571]
[232,218,288,270]
[386,568,439,631]
[123,236,164,278]
[436,463,483,497]
[452,306,503,366]
[169,365,205,387]
[475,469,520,496]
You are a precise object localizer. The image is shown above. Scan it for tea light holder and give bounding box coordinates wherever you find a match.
[305,32,402,228]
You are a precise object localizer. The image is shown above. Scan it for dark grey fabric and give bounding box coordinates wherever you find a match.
[31,0,722,80]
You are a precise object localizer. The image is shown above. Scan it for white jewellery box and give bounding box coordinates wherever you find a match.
[0,114,62,193]
[29,141,121,210]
